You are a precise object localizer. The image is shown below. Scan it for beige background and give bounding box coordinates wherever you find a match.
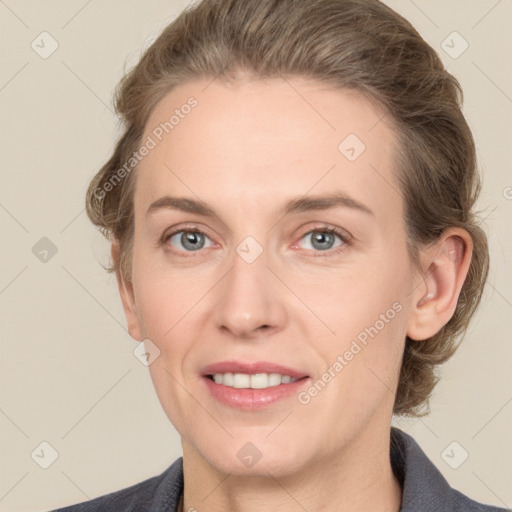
[0,1,511,511]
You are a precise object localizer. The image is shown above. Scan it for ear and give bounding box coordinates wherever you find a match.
[406,228,473,341]
[111,240,143,342]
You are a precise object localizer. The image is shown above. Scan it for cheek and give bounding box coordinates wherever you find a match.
[133,269,202,430]
[307,257,408,341]
[307,248,410,390]
[131,254,206,341]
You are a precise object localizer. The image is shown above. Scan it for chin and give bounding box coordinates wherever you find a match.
[212,452,306,479]
[196,434,311,478]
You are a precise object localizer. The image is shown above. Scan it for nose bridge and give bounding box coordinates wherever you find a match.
[213,233,287,337]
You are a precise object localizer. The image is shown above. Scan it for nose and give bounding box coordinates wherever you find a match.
[212,243,288,340]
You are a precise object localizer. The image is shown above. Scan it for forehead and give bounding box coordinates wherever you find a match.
[135,77,401,221]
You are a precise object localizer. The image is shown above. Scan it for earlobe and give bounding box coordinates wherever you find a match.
[111,241,143,342]
[406,229,472,341]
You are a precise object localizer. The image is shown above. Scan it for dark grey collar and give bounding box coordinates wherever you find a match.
[390,427,508,511]
[153,427,508,512]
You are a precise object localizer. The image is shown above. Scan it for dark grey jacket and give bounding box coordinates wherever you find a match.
[50,428,510,511]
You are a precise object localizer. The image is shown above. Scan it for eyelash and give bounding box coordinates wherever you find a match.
[159,225,351,259]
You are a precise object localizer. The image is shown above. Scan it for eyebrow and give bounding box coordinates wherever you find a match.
[146,191,374,219]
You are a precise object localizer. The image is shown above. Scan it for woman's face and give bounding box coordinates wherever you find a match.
[119,77,419,476]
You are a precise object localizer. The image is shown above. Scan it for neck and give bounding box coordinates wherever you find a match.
[180,424,403,512]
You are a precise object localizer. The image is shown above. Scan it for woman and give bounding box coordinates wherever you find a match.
[52,0,509,510]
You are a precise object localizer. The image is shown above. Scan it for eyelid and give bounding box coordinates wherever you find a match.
[296,224,352,245]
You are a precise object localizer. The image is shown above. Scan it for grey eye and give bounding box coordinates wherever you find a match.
[300,230,344,251]
[168,231,213,251]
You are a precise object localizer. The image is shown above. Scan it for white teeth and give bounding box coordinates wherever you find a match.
[222,372,234,386]
[267,373,282,386]
[233,373,250,388]
[211,372,299,389]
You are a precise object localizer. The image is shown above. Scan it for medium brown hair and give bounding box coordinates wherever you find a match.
[85,0,489,416]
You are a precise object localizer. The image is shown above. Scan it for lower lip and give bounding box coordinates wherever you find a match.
[202,376,310,410]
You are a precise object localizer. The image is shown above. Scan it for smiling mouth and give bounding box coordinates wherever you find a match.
[205,373,309,389]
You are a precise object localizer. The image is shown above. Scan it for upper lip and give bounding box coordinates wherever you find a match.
[202,361,309,379]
